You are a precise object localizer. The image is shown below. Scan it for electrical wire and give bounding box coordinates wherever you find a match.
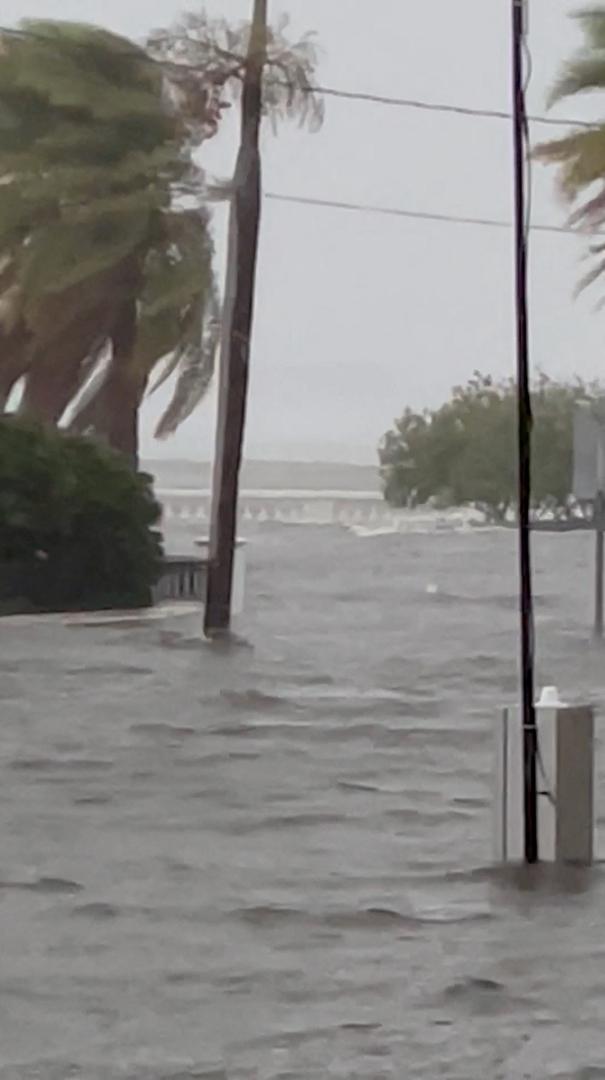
[275,78,596,130]
[264,191,592,236]
[6,183,592,240]
[0,22,598,132]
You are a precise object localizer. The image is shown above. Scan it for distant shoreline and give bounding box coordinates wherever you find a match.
[143,458,381,494]
[145,463,596,534]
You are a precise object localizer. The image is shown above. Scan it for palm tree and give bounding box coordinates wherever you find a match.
[0,20,219,463]
[0,14,322,463]
[536,7,605,300]
[148,11,323,135]
[68,209,219,451]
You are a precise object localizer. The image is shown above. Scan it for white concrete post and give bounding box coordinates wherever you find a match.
[493,687,594,865]
[231,540,246,617]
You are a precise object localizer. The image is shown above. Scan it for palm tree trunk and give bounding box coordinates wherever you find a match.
[18,259,141,429]
[70,300,143,467]
[93,369,145,467]
[20,342,90,423]
[0,324,30,410]
[18,299,113,423]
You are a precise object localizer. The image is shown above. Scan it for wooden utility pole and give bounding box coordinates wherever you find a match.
[204,0,267,636]
[512,0,539,863]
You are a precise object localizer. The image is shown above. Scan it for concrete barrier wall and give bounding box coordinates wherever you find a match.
[157,491,393,528]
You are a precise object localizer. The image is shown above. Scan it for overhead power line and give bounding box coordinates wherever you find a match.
[280,81,595,130]
[264,190,588,236]
[0,23,597,131]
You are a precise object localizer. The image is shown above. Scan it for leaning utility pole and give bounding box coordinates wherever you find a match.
[204,0,267,636]
[512,0,538,863]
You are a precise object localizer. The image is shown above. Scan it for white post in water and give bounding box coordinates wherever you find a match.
[493,687,594,865]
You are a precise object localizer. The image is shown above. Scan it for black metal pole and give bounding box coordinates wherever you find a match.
[595,491,604,640]
[512,0,538,863]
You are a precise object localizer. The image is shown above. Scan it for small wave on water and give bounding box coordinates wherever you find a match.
[216,685,421,722]
[0,876,83,894]
[233,901,492,932]
[420,585,558,611]
[348,523,400,538]
[219,688,293,712]
[221,685,410,707]
[435,976,525,1018]
[71,901,121,920]
[213,685,446,728]
[129,722,197,740]
[1,1063,229,1080]
[348,507,491,538]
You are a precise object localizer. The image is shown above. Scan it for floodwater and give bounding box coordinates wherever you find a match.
[2,521,605,1079]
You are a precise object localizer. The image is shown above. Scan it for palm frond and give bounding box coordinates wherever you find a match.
[574,8,605,51]
[569,184,605,228]
[154,284,220,438]
[574,254,605,296]
[18,20,164,122]
[63,338,112,426]
[534,127,605,198]
[147,9,324,142]
[141,207,213,317]
[538,10,605,308]
[19,203,152,300]
[146,339,189,395]
[549,56,605,108]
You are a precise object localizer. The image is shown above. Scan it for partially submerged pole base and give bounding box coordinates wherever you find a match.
[494,687,594,866]
[198,537,246,639]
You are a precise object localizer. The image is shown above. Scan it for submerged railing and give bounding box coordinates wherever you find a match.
[152,556,207,604]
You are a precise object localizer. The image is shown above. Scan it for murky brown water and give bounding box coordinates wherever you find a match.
[1,524,605,1078]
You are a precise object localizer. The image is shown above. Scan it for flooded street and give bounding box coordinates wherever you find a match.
[2,523,605,1078]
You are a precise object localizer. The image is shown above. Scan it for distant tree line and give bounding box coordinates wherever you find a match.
[379,373,600,523]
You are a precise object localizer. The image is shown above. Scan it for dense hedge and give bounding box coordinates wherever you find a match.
[0,418,163,613]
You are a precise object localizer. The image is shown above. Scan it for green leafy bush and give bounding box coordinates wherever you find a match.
[0,418,163,612]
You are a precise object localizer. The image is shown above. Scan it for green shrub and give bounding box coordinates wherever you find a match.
[0,418,163,613]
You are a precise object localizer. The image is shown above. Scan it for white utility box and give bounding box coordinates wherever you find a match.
[493,687,594,865]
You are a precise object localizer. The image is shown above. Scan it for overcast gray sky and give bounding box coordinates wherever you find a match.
[5,1,602,461]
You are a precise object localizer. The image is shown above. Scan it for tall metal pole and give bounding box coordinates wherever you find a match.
[204,0,267,636]
[594,442,605,639]
[595,508,604,639]
[512,0,538,863]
